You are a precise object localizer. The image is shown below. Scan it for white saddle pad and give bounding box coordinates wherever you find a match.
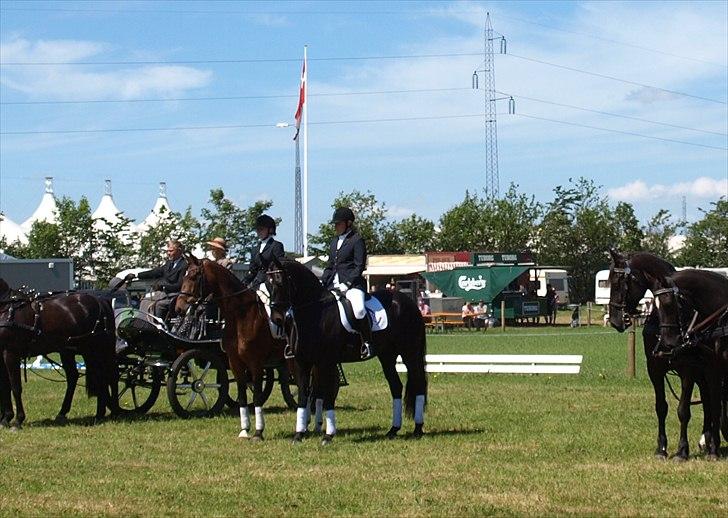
[332,292,388,334]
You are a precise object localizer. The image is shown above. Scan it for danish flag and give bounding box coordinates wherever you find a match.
[293,58,306,140]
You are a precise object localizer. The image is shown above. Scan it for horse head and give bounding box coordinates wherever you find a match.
[608,248,642,332]
[176,252,205,314]
[645,272,690,352]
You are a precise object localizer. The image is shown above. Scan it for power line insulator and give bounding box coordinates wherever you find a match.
[509,96,515,114]
[472,71,479,89]
[500,37,507,54]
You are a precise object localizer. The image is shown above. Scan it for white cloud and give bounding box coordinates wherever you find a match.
[387,205,415,219]
[608,176,728,201]
[0,37,212,99]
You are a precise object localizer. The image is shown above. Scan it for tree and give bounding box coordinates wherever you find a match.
[436,191,491,251]
[642,209,678,260]
[676,198,728,267]
[137,206,201,267]
[308,190,390,255]
[380,214,437,254]
[613,202,644,252]
[199,189,275,260]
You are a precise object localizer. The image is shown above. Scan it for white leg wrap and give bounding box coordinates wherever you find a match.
[255,406,265,432]
[392,398,403,429]
[296,407,308,433]
[325,409,337,436]
[315,399,324,432]
[239,407,250,438]
[414,395,425,425]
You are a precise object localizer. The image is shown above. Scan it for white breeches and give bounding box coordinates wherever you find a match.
[345,288,366,319]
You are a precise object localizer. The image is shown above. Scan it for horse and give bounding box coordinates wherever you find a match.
[0,278,119,429]
[607,250,712,459]
[645,269,728,459]
[175,255,287,440]
[266,258,428,445]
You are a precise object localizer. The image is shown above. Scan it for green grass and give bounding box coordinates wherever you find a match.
[1,326,726,516]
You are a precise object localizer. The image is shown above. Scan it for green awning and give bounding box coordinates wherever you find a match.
[422,265,528,302]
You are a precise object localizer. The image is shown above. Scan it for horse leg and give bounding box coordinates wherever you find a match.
[378,352,403,439]
[321,363,339,446]
[293,362,312,443]
[228,355,250,438]
[310,368,323,433]
[4,351,25,430]
[647,362,669,458]
[0,354,13,427]
[722,375,728,442]
[703,368,722,460]
[674,375,694,461]
[250,362,266,441]
[56,349,79,424]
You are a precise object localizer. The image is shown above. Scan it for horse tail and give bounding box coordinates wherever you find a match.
[85,300,119,411]
[404,306,428,418]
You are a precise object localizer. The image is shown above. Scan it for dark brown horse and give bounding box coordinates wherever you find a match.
[0,278,119,429]
[645,269,728,458]
[607,250,713,459]
[266,258,428,445]
[175,255,287,440]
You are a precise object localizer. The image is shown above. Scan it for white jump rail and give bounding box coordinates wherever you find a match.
[395,354,582,374]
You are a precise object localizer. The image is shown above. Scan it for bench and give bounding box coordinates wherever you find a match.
[395,354,582,374]
[425,312,487,333]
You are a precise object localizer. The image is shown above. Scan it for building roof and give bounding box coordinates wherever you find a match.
[0,214,27,245]
[21,177,57,232]
[364,254,427,277]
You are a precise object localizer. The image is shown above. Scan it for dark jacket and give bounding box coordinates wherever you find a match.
[321,230,367,291]
[138,257,188,293]
[245,238,285,287]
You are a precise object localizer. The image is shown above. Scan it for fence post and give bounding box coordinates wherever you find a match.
[627,322,636,378]
[587,302,592,326]
[501,300,506,332]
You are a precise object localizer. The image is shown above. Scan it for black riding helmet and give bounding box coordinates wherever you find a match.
[255,214,276,234]
[331,207,355,223]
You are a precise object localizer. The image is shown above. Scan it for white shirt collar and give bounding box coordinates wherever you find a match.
[259,236,272,252]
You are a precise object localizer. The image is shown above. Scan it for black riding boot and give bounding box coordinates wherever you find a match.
[354,314,373,360]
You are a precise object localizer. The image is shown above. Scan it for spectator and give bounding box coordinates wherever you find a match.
[462,301,475,330]
[545,283,557,325]
[418,298,431,323]
[474,300,488,330]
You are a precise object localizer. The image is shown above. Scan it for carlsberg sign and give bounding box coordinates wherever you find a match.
[458,275,487,292]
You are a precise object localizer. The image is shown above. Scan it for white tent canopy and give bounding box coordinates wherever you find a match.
[21,177,57,232]
[0,214,28,245]
[92,179,124,227]
[136,182,171,233]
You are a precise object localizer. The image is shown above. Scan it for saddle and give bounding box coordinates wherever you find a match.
[330,291,388,334]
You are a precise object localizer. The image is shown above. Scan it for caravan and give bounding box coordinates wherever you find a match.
[530,269,570,307]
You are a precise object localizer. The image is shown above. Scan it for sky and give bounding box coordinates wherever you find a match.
[1,0,727,250]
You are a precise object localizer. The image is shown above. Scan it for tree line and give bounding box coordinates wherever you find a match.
[1,179,725,301]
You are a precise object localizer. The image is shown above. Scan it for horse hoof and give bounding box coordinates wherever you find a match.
[706,453,719,462]
[251,431,264,442]
[238,430,250,439]
[54,415,68,425]
[292,432,305,443]
[654,451,668,460]
[9,425,20,433]
[672,454,688,463]
[386,427,400,439]
[412,424,424,439]
[321,434,334,446]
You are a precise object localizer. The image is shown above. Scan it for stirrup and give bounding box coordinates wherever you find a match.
[284,343,295,359]
[360,342,372,360]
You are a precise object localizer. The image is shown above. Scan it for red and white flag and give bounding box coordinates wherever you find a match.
[293,58,306,140]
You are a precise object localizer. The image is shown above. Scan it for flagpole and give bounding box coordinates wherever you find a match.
[302,45,309,258]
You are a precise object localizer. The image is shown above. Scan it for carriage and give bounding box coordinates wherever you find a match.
[112,278,298,418]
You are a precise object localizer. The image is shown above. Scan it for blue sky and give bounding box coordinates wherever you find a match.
[1,0,727,250]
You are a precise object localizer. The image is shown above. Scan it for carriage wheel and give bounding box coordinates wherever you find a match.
[117,353,162,415]
[278,364,298,410]
[225,368,275,409]
[167,349,228,418]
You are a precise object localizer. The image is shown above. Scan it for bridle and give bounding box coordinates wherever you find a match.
[651,282,702,358]
[609,264,643,327]
[179,260,251,305]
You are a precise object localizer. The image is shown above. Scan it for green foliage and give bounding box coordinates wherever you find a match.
[677,198,728,267]
[380,214,437,254]
[641,208,678,260]
[613,202,644,252]
[137,206,202,267]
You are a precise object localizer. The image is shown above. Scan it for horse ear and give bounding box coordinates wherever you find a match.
[608,247,623,264]
[185,251,200,266]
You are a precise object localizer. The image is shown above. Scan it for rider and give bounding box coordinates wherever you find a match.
[135,239,188,319]
[320,207,372,360]
[244,214,285,296]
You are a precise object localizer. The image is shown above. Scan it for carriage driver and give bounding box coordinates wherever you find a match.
[320,207,372,360]
[243,214,285,300]
[134,239,188,319]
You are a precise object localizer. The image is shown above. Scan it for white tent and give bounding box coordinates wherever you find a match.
[92,179,124,228]
[136,182,171,233]
[21,177,57,232]
[0,214,28,245]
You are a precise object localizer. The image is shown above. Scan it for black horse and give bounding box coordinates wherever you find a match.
[607,250,712,459]
[0,278,119,429]
[267,258,428,445]
[645,269,728,459]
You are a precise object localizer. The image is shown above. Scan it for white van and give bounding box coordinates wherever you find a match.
[530,269,569,306]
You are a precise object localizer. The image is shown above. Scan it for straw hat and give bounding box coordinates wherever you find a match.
[205,237,228,251]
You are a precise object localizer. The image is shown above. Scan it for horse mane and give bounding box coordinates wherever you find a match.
[280,259,326,299]
[628,252,676,277]
[203,259,245,290]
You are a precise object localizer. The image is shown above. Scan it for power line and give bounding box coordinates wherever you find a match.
[0,52,481,66]
[514,112,728,151]
[531,59,727,106]
[0,87,471,106]
[2,112,726,151]
[505,53,727,105]
[499,91,727,136]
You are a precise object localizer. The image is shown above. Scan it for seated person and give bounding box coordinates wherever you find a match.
[462,301,475,330]
[418,298,431,323]
[134,239,188,320]
[473,300,488,330]
[206,237,234,270]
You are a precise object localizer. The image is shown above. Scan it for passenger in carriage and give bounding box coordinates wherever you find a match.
[135,239,188,319]
[320,207,372,360]
[206,237,234,270]
[244,215,285,297]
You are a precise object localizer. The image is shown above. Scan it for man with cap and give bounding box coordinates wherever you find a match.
[206,237,234,270]
[244,214,285,293]
[320,207,372,359]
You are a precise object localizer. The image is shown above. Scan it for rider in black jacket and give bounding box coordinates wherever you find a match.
[244,214,285,290]
[320,207,372,359]
[136,239,188,318]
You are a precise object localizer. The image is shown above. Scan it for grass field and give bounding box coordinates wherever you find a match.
[1,326,726,516]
